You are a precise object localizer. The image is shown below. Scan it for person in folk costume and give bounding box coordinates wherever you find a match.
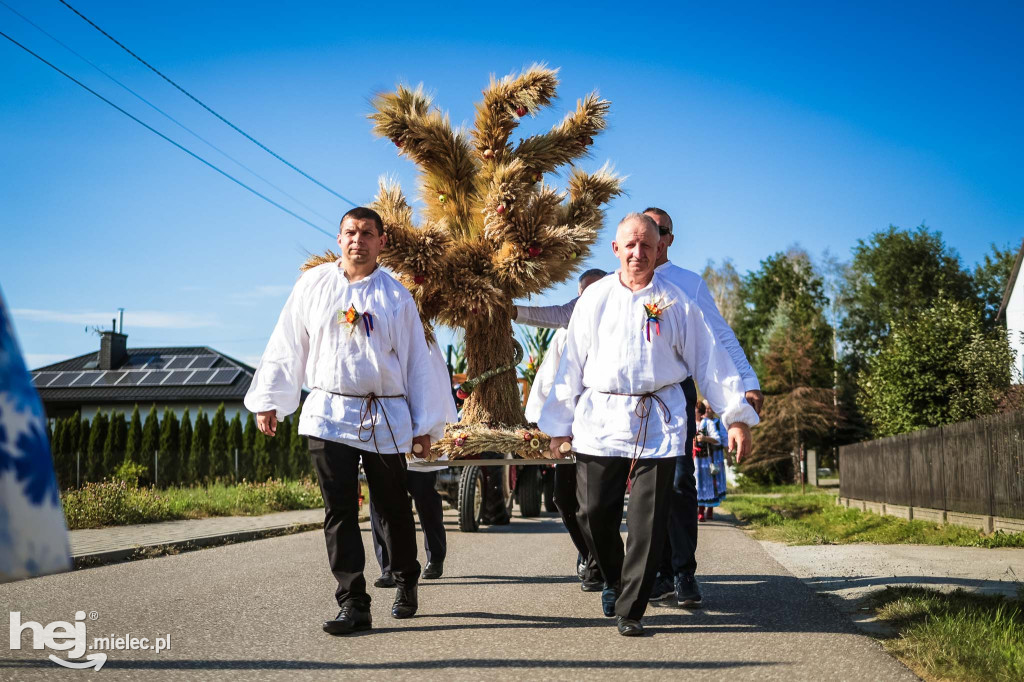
[245,207,450,636]
[515,206,761,609]
[542,213,758,636]
[369,341,456,586]
[694,401,728,519]
[520,268,608,592]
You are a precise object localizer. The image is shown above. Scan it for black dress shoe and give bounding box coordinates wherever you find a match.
[601,585,619,618]
[616,616,644,636]
[392,583,418,619]
[373,572,395,588]
[581,577,604,592]
[422,561,444,580]
[323,603,372,635]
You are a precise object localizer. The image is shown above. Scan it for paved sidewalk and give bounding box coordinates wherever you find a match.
[69,508,330,563]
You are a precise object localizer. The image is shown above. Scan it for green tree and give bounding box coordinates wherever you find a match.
[64,412,81,488]
[701,258,743,327]
[289,416,308,478]
[518,326,556,387]
[159,408,180,487]
[87,412,107,482]
[735,248,833,387]
[253,430,272,482]
[189,409,211,485]
[275,417,291,479]
[242,413,257,480]
[228,413,244,481]
[859,296,1013,437]
[140,405,160,482]
[103,411,127,476]
[77,415,90,485]
[179,408,193,485]
[125,404,143,467]
[209,404,229,481]
[840,225,976,375]
[974,241,1018,329]
[50,418,67,489]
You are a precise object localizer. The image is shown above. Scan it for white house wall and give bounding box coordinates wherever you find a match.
[1007,266,1024,384]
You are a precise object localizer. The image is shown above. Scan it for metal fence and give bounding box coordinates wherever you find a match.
[839,410,1024,520]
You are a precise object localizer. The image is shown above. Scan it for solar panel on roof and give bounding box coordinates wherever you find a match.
[70,372,101,387]
[47,372,82,388]
[164,356,194,370]
[32,372,59,387]
[139,370,171,386]
[189,356,217,370]
[117,371,146,386]
[141,356,168,369]
[123,355,156,369]
[163,370,193,385]
[209,368,241,385]
[95,371,127,385]
[187,369,217,384]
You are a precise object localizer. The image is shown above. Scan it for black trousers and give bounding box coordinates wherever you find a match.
[576,453,676,620]
[309,438,420,607]
[659,376,699,580]
[370,469,446,572]
[553,462,601,581]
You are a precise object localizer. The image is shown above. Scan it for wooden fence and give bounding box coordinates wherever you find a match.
[839,411,1024,520]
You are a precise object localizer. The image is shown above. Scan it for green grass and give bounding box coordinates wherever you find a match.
[60,478,353,530]
[721,493,1024,547]
[727,482,836,495]
[872,587,1024,682]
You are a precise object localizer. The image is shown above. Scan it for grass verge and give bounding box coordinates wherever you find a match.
[60,478,356,530]
[871,586,1024,682]
[720,493,1024,547]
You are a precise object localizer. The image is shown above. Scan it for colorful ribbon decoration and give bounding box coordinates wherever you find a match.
[339,305,374,337]
[642,296,674,342]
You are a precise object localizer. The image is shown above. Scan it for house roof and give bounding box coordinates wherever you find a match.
[31,346,258,406]
[997,238,1024,322]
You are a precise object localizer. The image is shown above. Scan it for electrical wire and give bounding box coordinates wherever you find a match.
[57,0,358,208]
[0,0,338,228]
[0,29,335,238]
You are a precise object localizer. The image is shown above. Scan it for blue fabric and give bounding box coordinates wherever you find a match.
[694,419,727,507]
[0,289,71,582]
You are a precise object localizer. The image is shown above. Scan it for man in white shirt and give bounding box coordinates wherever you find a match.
[245,207,450,636]
[541,213,758,636]
[524,268,606,591]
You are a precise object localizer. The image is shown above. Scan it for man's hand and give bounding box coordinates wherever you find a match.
[257,410,278,437]
[728,422,752,462]
[549,436,572,458]
[411,435,432,458]
[745,390,764,416]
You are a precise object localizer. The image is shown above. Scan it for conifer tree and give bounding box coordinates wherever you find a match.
[242,413,257,481]
[275,417,291,479]
[228,413,244,481]
[125,404,143,467]
[209,403,229,481]
[51,418,67,489]
[159,408,180,487]
[87,412,107,482]
[289,416,308,478]
[190,409,211,485]
[179,408,193,485]
[253,430,272,482]
[78,415,91,484]
[141,405,160,481]
[103,411,127,476]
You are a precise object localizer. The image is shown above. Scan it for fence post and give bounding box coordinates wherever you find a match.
[154,450,159,488]
[76,451,80,489]
[234,448,239,481]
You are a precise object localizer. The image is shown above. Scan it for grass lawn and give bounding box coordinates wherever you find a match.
[720,493,1024,547]
[872,586,1024,682]
[60,478,367,530]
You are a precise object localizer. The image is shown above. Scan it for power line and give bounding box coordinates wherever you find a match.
[0,0,337,228]
[0,29,335,238]
[57,0,358,208]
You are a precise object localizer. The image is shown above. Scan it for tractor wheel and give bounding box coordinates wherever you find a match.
[457,466,484,532]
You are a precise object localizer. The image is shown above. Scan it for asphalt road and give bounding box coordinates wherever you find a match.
[0,508,916,681]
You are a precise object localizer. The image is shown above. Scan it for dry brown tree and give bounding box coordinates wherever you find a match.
[306,65,622,460]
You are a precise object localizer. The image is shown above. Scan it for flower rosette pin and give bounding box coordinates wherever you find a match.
[642,295,674,342]
[338,305,374,336]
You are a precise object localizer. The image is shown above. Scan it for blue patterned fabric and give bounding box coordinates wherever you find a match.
[695,418,727,507]
[0,289,71,582]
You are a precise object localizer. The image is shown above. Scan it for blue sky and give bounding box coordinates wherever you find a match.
[1,0,1021,369]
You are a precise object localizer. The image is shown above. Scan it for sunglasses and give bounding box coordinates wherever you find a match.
[658,227,671,236]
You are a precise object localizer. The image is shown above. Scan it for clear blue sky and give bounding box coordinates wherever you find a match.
[2,0,1021,369]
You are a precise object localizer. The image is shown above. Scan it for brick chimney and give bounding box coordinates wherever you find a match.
[99,317,127,370]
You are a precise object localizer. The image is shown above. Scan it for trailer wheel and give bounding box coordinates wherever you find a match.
[517,467,542,518]
[457,466,484,532]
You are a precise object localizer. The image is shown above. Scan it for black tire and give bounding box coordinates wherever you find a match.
[517,467,542,518]
[457,466,484,532]
[543,469,557,513]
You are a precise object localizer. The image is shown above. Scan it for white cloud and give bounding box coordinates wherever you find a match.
[12,309,217,329]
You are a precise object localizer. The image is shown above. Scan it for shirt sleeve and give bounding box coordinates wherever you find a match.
[694,279,761,392]
[675,298,760,429]
[702,419,721,445]
[395,298,449,442]
[244,278,310,418]
[537,306,589,438]
[524,330,565,423]
[515,298,577,329]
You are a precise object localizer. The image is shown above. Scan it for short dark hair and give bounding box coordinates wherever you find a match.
[340,206,383,235]
[643,206,673,233]
[578,268,606,284]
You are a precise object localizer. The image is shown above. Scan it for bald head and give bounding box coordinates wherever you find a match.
[612,212,661,288]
